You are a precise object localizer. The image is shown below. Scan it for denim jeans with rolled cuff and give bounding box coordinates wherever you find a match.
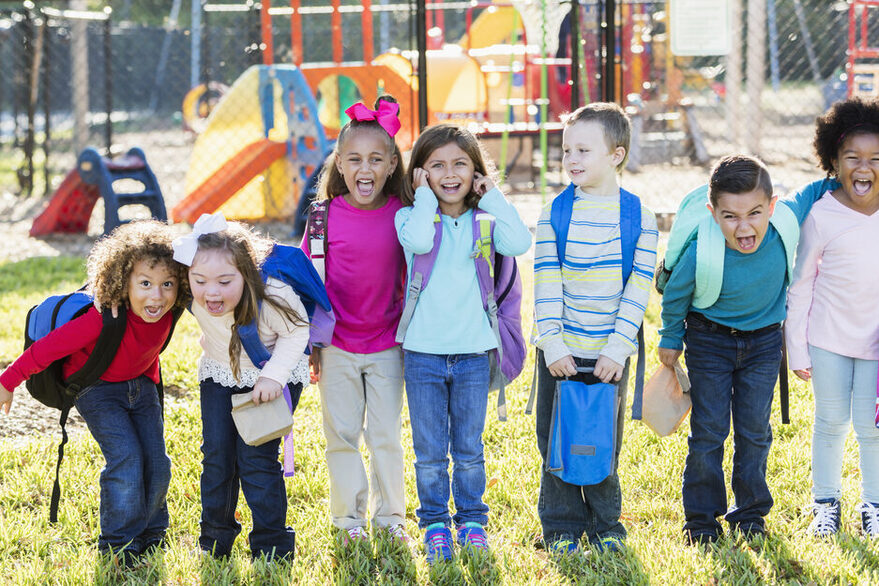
[198,378,299,560]
[74,375,171,555]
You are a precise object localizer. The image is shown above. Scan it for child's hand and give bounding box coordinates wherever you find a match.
[309,348,322,383]
[594,355,623,383]
[0,385,13,414]
[413,168,430,189]
[548,355,577,378]
[93,299,120,318]
[251,377,282,404]
[472,172,496,196]
[793,368,811,381]
[658,347,682,369]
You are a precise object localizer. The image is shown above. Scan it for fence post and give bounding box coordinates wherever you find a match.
[746,0,765,155]
[71,0,89,155]
[725,0,742,149]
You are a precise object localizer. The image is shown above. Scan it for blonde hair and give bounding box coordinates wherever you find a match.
[193,222,306,380]
[565,102,631,171]
[316,95,413,205]
[87,219,189,311]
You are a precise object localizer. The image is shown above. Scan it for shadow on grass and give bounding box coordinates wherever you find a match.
[331,531,377,585]
[711,532,817,583]
[836,532,879,577]
[548,542,650,585]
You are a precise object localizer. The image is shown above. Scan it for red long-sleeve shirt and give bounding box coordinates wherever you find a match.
[0,307,173,392]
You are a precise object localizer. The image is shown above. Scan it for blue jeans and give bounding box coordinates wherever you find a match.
[682,315,782,536]
[403,351,490,529]
[199,378,297,559]
[74,376,171,554]
[534,350,629,545]
[809,345,879,503]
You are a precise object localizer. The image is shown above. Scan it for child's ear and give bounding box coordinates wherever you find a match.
[768,194,779,214]
[612,146,626,167]
[334,153,343,175]
[389,153,398,176]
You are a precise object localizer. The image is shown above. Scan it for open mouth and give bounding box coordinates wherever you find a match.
[440,181,461,194]
[206,300,224,314]
[143,305,165,319]
[737,235,756,251]
[356,179,375,197]
[853,179,873,197]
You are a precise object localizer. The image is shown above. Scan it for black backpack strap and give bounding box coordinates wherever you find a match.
[49,405,71,523]
[155,306,185,413]
[779,327,790,424]
[64,306,128,394]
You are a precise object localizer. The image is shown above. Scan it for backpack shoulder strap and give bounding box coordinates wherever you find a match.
[306,199,330,282]
[619,188,642,286]
[64,305,128,393]
[769,203,800,284]
[239,303,272,367]
[395,211,443,343]
[550,183,577,263]
[692,216,725,309]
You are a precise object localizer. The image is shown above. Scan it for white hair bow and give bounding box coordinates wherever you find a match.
[172,212,228,266]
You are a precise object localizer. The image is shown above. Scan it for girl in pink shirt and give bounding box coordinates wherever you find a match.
[301,96,414,546]
[786,98,879,540]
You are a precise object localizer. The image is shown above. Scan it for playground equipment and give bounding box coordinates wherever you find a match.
[847,1,879,99]
[172,64,329,224]
[30,147,167,236]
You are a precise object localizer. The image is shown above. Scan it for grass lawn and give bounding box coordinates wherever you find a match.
[0,256,876,585]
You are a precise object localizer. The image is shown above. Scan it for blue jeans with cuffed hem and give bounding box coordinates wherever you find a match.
[198,378,297,560]
[809,345,879,504]
[682,316,782,536]
[534,349,629,546]
[403,351,490,529]
[74,376,171,554]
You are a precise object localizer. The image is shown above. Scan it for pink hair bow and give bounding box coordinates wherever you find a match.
[344,101,401,137]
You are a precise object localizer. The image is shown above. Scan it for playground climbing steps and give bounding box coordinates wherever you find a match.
[30,147,167,237]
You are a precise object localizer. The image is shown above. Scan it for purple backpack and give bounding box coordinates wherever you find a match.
[395,210,526,421]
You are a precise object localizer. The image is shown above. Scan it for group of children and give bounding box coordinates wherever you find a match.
[0,93,877,567]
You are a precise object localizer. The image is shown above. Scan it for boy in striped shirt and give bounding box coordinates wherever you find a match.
[532,103,658,554]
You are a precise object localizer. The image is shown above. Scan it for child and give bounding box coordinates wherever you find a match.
[785,98,879,539]
[172,214,309,561]
[533,103,658,554]
[0,220,188,563]
[658,155,827,545]
[300,96,414,545]
[395,123,531,562]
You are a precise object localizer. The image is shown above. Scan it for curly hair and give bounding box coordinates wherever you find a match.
[317,95,414,205]
[407,123,497,212]
[193,222,307,380]
[814,97,879,176]
[87,219,189,311]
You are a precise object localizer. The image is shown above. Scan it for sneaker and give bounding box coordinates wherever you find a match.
[456,522,489,552]
[594,535,625,553]
[424,523,453,564]
[340,525,370,546]
[384,523,413,547]
[857,501,879,538]
[808,498,841,538]
[685,529,721,546]
[547,538,579,556]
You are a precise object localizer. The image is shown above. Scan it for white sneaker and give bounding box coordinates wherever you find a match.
[340,526,369,546]
[857,502,879,538]
[807,499,841,538]
[385,523,412,546]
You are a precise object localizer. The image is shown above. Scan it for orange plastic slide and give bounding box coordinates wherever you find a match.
[30,169,101,236]
[172,139,288,224]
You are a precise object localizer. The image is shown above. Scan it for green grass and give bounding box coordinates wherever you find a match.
[0,257,877,585]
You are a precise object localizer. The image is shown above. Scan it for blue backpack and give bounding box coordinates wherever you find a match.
[24,291,182,522]
[527,183,647,419]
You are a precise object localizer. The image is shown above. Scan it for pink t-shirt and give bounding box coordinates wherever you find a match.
[302,195,406,354]
[785,194,879,369]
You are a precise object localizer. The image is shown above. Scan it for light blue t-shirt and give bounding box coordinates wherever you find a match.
[395,186,532,354]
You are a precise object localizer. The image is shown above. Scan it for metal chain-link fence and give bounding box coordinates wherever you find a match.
[0,0,865,234]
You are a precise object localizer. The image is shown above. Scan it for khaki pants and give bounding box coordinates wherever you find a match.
[318,345,406,530]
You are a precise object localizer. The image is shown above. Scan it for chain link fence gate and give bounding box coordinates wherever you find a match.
[0,0,865,233]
